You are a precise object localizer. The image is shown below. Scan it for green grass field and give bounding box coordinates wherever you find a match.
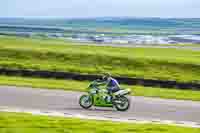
[0,112,199,133]
[0,75,200,101]
[0,36,200,83]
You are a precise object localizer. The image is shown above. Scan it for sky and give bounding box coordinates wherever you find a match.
[0,0,200,18]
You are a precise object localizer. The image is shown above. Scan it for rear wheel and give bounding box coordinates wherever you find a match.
[79,95,93,109]
[113,96,130,111]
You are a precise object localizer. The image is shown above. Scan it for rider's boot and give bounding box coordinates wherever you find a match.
[106,92,113,103]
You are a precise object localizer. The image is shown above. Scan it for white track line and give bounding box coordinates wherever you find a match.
[0,106,199,128]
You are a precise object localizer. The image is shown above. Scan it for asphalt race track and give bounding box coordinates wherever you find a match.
[0,86,200,125]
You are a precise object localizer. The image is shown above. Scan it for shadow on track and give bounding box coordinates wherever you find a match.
[62,107,117,112]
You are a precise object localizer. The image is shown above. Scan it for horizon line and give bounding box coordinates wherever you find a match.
[0,16,200,20]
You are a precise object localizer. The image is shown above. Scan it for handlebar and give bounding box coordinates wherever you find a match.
[88,79,104,88]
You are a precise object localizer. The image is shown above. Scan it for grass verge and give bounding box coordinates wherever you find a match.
[0,75,200,101]
[0,112,199,133]
[0,36,200,83]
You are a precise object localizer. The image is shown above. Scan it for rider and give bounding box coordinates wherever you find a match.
[97,73,120,101]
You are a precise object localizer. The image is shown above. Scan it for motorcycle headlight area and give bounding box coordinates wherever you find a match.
[90,89,97,94]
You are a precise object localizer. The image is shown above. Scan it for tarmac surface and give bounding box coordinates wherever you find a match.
[0,86,200,125]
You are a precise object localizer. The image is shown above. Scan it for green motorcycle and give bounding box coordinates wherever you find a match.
[79,80,131,111]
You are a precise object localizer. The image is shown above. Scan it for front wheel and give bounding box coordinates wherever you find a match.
[113,96,130,111]
[79,95,93,109]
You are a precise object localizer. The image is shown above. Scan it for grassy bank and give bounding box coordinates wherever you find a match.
[0,36,200,83]
[1,75,200,101]
[0,112,199,133]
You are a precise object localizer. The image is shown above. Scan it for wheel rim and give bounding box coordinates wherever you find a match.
[81,96,92,107]
[115,97,129,110]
